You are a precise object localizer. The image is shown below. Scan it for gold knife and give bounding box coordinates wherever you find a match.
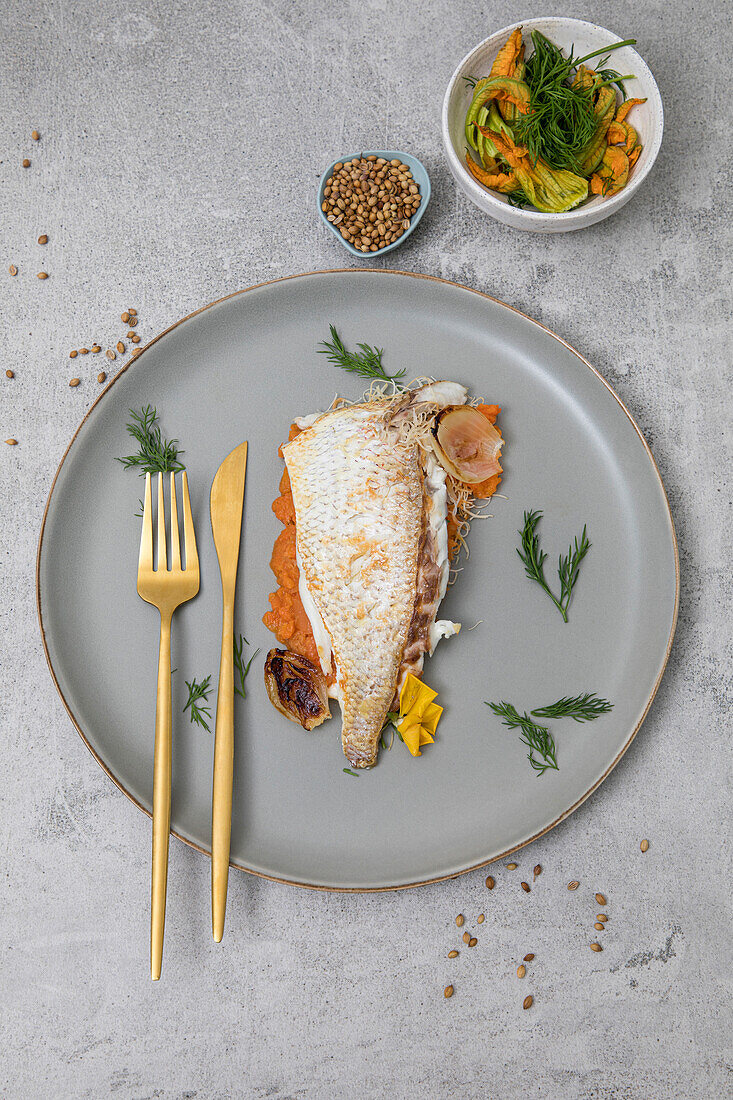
[210,440,248,942]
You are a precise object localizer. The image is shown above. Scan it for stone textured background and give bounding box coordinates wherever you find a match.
[1,1,731,1097]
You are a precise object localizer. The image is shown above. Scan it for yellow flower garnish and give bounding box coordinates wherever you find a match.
[396,673,443,757]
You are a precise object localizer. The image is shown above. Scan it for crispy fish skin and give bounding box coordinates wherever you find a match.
[283,402,423,767]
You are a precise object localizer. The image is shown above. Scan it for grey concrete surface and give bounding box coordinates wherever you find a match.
[1,1,731,1097]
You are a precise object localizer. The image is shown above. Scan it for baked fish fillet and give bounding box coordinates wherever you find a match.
[283,402,423,768]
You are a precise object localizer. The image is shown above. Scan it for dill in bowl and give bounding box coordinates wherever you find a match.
[463,26,646,212]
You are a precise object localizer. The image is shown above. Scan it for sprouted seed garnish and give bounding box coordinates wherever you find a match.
[117,406,184,475]
[517,509,590,622]
[184,675,213,731]
[318,324,406,382]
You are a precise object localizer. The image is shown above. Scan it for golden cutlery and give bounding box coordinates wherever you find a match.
[210,441,248,942]
[137,471,200,979]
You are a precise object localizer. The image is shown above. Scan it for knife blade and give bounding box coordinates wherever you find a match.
[210,439,248,942]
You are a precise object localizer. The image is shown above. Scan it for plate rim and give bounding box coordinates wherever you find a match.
[35,268,680,892]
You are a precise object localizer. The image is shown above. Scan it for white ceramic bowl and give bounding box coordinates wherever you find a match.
[442,18,663,232]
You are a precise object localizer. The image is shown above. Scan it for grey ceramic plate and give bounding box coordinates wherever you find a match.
[37,271,678,891]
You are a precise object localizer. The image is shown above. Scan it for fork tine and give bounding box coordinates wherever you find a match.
[169,472,181,570]
[181,471,198,570]
[138,472,153,574]
[156,473,167,572]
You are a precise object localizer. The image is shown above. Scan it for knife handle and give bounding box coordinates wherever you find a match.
[211,599,234,942]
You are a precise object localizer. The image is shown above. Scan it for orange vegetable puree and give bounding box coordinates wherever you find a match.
[264,406,502,660]
[263,423,330,675]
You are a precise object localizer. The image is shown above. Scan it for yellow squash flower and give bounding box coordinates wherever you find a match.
[396,673,443,757]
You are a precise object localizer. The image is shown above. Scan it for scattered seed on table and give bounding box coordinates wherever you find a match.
[79,347,89,355]
[127,316,138,327]
[128,308,137,316]
[455,914,464,927]
[6,438,18,445]
[595,893,606,905]
[462,932,470,944]
[506,863,518,870]
[127,330,136,338]
[31,130,40,141]
[22,158,30,168]
[448,950,458,959]
[91,344,101,353]
[116,341,125,353]
[97,371,106,383]
[640,839,649,852]
[521,882,530,893]
[517,964,526,978]
[523,995,533,1010]
[444,985,454,999]
[121,311,130,323]
[468,937,477,947]
[485,876,495,890]
[477,914,485,924]
[534,864,542,879]
[523,953,535,962]
[9,265,18,276]
[597,914,608,923]
[590,942,603,952]
[6,369,15,378]
[38,234,48,245]
[567,881,580,890]
[69,350,78,358]
[37,271,48,279]
[594,922,604,931]
[69,378,80,387]
[131,334,140,343]
[105,349,116,360]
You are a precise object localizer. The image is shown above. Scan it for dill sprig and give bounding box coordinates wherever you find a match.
[116,406,185,475]
[318,324,406,382]
[487,701,559,776]
[513,31,636,172]
[462,75,478,89]
[532,693,613,723]
[517,510,591,623]
[233,634,258,699]
[184,675,213,731]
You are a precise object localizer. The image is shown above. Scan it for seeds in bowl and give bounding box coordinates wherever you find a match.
[321,156,421,253]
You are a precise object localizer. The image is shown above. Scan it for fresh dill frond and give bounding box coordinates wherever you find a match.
[234,634,259,699]
[517,510,590,623]
[512,31,637,172]
[318,324,406,382]
[595,67,632,99]
[506,190,531,208]
[184,675,213,731]
[462,75,478,89]
[486,700,559,776]
[557,525,591,614]
[134,498,144,518]
[116,405,185,475]
[532,693,613,723]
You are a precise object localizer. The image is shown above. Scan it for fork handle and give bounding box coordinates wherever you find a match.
[151,610,173,980]
[211,599,234,942]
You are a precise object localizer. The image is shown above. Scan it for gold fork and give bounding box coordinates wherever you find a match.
[137,471,200,980]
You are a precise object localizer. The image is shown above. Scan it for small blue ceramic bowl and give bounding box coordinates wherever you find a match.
[317,150,431,258]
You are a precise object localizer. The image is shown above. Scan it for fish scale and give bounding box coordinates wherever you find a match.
[283,402,423,767]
